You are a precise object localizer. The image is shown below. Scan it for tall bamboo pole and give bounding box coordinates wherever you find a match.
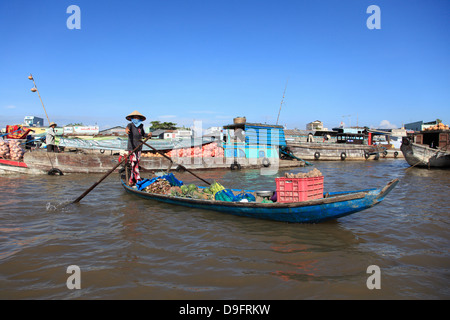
[29,73,50,125]
[276,78,288,125]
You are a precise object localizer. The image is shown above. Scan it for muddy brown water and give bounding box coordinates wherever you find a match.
[0,160,449,299]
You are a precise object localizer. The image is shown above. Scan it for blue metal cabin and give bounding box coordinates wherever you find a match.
[222,122,287,159]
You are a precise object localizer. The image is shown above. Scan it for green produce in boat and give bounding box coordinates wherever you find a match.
[203,187,212,194]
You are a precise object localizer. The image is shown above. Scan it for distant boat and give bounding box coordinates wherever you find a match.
[0,146,302,175]
[401,128,450,168]
[286,129,382,161]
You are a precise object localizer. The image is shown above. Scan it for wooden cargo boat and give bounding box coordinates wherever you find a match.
[1,119,308,174]
[286,131,384,161]
[0,151,118,174]
[401,129,450,168]
[0,150,303,175]
[287,142,379,161]
[120,175,399,223]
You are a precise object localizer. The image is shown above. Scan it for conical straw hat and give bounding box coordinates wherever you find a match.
[48,122,57,127]
[126,110,146,121]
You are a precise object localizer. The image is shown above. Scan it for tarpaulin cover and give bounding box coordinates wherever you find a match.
[59,138,127,150]
[136,177,160,191]
[160,173,184,187]
[214,189,237,202]
[136,173,184,191]
[215,189,256,202]
[5,125,31,139]
[235,192,256,202]
[59,137,217,151]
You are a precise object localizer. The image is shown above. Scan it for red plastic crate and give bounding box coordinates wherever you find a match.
[275,176,324,203]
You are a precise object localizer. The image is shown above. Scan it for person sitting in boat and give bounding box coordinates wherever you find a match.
[125,110,151,186]
[46,122,58,152]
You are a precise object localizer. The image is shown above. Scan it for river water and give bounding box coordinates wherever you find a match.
[0,159,449,300]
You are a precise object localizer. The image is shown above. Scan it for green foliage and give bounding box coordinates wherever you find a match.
[149,121,177,131]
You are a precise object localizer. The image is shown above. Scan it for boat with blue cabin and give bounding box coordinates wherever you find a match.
[222,119,290,169]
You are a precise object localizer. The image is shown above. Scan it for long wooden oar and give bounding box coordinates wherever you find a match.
[141,141,211,186]
[72,136,151,203]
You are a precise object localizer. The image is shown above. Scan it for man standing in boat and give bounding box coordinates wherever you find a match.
[46,122,58,152]
[125,111,150,186]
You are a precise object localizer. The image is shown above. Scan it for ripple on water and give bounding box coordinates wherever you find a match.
[0,162,449,299]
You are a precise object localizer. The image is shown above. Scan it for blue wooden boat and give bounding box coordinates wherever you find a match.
[120,175,399,223]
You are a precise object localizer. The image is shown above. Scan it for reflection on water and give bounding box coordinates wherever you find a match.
[0,160,449,299]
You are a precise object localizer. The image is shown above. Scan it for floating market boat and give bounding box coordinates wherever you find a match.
[401,126,450,168]
[287,141,379,161]
[286,130,382,161]
[0,148,303,175]
[1,117,309,174]
[120,174,399,223]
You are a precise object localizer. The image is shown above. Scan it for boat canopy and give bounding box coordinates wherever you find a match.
[59,137,218,151]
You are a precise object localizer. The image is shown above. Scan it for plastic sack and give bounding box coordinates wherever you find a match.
[214,189,256,202]
[136,177,160,190]
[214,189,237,202]
[160,173,184,187]
[235,192,256,202]
[136,173,183,191]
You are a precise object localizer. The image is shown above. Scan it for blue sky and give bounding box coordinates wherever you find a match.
[1,0,449,131]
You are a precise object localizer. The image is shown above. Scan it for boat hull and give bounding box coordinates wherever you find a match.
[121,177,398,223]
[0,151,303,175]
[401,140,450,168]
[0,158,36,174]
[287,142,379,161]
